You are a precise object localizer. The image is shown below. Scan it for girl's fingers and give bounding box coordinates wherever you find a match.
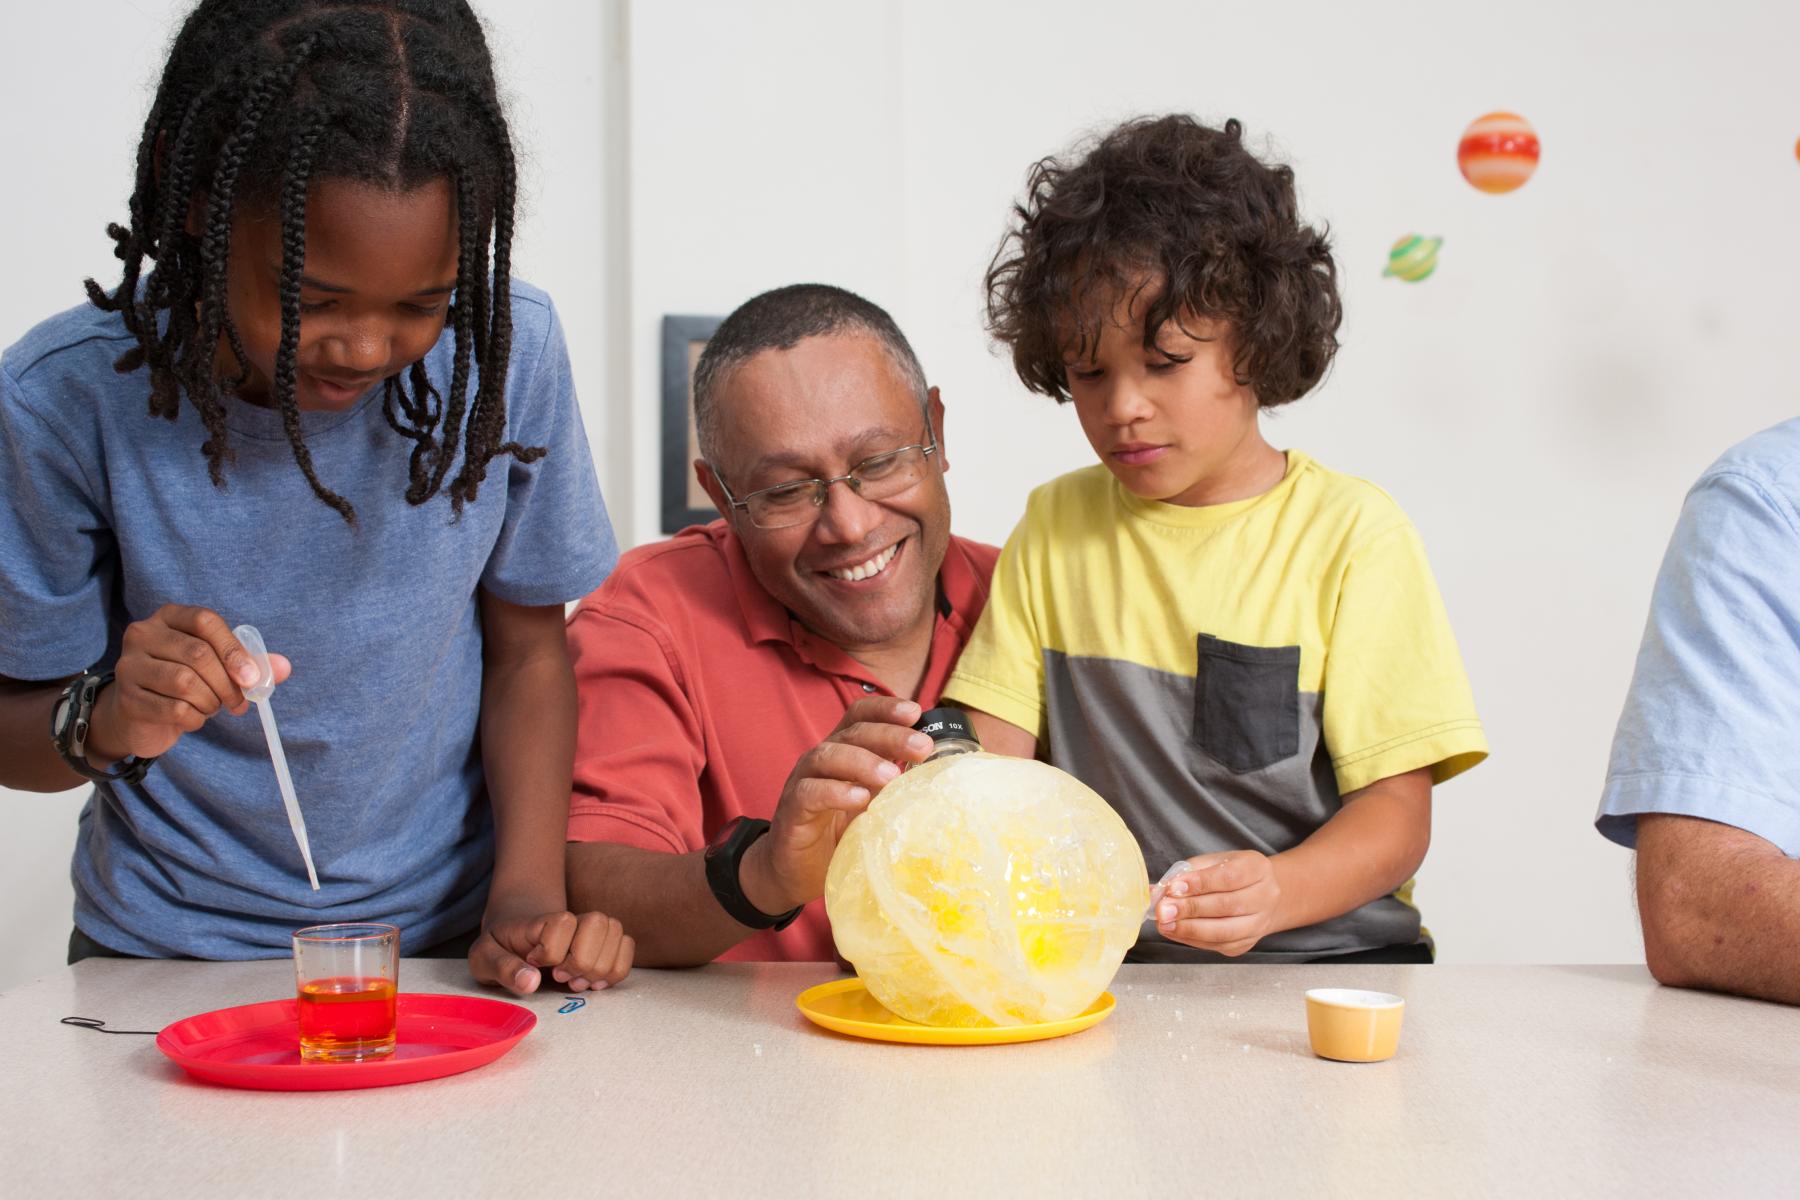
[158,605,258,695]
[527,911,578,969]
[124,682,209,733]
[469,934,540,995]
[605,934,635,985]
[561,913,620,984]
[564,926,632,992]
[147,630,243,713]
[139,658,225,718]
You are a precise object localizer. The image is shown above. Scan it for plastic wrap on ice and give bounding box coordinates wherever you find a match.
[825,750,1148,1027]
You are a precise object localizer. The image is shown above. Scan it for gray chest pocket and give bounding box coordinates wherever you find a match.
[1192,634,1302,774]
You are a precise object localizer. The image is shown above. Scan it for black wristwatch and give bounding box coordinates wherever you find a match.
[50,671,156,785]
[703,817,803,931]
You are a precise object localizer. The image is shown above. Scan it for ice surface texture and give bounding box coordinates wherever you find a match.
[825,752,1148,1027]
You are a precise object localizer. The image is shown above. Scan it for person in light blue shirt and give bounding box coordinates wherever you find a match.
[0,0,633,996]
[1598,418,1800,1005]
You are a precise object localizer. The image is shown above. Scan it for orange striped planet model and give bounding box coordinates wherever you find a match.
[1458,111,1540,194]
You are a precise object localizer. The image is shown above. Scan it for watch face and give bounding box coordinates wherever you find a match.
[705,816,747,857]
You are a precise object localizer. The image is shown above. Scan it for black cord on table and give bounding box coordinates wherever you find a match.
[61,1016,158,1036]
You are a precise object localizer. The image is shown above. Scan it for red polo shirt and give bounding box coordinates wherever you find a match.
[566,520,999,961]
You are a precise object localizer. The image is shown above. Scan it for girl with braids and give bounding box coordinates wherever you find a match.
[0,0,634,994]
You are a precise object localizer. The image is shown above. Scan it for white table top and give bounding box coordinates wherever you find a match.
[4,959,1796,1197]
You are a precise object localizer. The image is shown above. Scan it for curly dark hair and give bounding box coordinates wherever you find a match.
[984,114,1342,409]
[83,0,541,523]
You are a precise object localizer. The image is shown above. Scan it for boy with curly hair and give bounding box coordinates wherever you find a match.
[945,115,1487,963]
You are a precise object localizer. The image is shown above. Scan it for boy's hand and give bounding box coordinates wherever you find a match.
[87,604,292,763]
[1154,851,1282,957]
[740,697,934,917]
[469,911,635,996]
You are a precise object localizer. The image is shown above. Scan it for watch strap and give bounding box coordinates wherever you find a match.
[704,818,803,932]
[53,671,156,785]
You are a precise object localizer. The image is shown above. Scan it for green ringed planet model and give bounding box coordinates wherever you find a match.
[1384,235,1442,283]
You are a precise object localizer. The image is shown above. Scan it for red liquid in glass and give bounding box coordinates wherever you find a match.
[297,976,397,1060]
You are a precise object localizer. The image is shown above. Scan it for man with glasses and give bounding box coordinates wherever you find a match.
[561,285,998,967]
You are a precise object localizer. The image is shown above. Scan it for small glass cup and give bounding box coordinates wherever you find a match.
[292,923,399,1062]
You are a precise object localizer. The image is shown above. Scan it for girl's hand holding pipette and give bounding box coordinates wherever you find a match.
[87,604,292,764]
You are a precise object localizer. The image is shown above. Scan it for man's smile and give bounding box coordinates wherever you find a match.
[816,538,904,585]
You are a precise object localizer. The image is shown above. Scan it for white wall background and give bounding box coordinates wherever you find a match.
[623,0,1800,970]
[5,0,1798,988]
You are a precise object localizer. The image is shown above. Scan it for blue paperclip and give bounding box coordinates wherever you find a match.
[557,997,587,1014]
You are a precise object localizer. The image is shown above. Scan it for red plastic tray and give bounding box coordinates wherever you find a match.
[156,992,536,1091]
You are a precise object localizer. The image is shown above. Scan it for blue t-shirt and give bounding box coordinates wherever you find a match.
[1598,418,1800,858]
[0,281,616,957]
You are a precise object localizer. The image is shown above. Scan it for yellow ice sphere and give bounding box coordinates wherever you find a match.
[825,751,1148,1027]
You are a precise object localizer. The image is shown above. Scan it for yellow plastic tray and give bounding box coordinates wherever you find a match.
[794,977,1115,1045]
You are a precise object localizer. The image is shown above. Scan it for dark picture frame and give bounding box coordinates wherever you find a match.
[660,314,724,534]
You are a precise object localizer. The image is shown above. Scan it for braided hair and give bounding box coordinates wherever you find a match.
[84,0,543,523]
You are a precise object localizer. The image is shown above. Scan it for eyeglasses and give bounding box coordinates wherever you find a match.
[714,432,938,530]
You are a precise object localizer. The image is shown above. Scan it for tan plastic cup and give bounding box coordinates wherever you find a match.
[1304,988,1404,1062]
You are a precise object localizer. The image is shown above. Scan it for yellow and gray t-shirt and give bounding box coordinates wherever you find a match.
[945,452,1487,961]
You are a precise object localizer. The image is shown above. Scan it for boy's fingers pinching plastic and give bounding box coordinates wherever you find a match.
[1145,859,1192,919]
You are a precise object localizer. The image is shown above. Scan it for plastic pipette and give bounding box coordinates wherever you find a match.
[1146,859,1192,923]
[233,624,320,891]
